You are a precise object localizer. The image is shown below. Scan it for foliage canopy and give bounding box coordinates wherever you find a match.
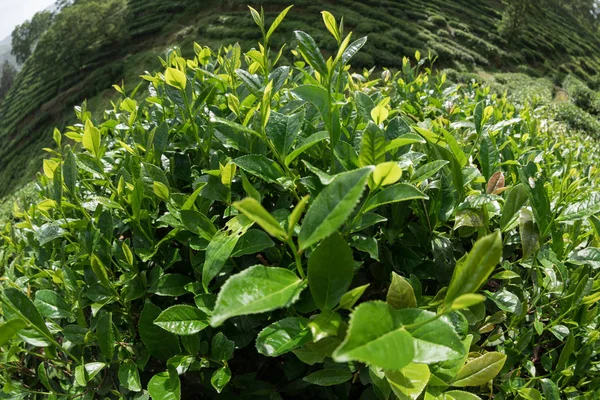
[0,6,600,399]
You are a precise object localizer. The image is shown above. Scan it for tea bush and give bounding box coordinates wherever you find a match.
[1,7,600,399]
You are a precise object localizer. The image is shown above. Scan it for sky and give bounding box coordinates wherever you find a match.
[0,0,55,39]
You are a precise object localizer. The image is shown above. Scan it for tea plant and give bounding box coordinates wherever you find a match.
[0,7,599,399]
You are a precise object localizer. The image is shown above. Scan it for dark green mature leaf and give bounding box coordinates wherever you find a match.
[341,36,367,64]
[359,122,386,167]
[150,274,193,297]
[34,290,73,319]
[308,233,354,310]
[212,332,235,361]
[557,192,600,221]
[0,319,27,346]
[154,305,209,335]
[256,317,311,357]
[500,183,528,231]
[266,110,304,158]
[36,222,66,246]
[285,131,329,166]
[97,311,114,360]
[203,215,254,291]
[3,288,52,338]
[569,247,600,269]
[63,149,78,194]
[211,266,307,327]
[139,301,180,361]
[387,273,417,309]
[148,367,181,400]
[180,209,216,241]
[333,301,415,370]
[234,154,285,184]
[451,352,506,387]
[232,229,275,257]
[364,183,427,212]
[519,208,539,259]
[299,167,373,250]
[294,31,328,77]
[444,231,502,308]
[303,369,352,386]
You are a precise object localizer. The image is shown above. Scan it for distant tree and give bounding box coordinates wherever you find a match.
[0,61,17,100]
[10,11,53,64]
[499,0,548,38]
[33,0,128,76]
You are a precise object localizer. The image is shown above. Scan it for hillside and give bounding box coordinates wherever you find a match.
[1,0,600,198]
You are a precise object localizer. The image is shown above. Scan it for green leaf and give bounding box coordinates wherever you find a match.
[485,289,522,314]
[285,131,329,166]
[451,352,507,387]
[540,378,560,400]
[165,67,186,90]
[233,155,285,184]
[338,284,370,310]
[266,5,293,41]
[444,390,482,400]
[373,162,402,187]
[299,167,373,250]
[500,183,528,231]
[211,365,231,393]
[212,332,235,361]
[202,215,254,290]
[63,149,78,194]
[153,181,170,201]
[385,134,425,152]
[303,369,352,386]
[387,272,417,309]
[232,229,275,257]
[148,367,181,400]
[444,231,502,308]
[557,191,600,221]
[83,119,100,157]
[385,362,430,400]
[447,294,486,311]
[266,110,304,158]
[332,301,415,370]
[0,319,27,347]
[180,209,217,241]
[308,310,342,342]
[233,198,287,240]
[364,183,428,212]
[341,36,367,64]
[3,288,52,338]
[411,160,449,184]
[97,312,114,360]
[210,266,307,327]
[519,208,539,259]
[256,317,311,357]
[288,195,310,236]
[359,122,386,167]
[150,274,193,297]
[138,300,180,361]
[154,305,209,335]
[308,232,354,310]
[34,290,73,319]
[321,11,340,42]
[294,31,328,77]
[119,360,142,392]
